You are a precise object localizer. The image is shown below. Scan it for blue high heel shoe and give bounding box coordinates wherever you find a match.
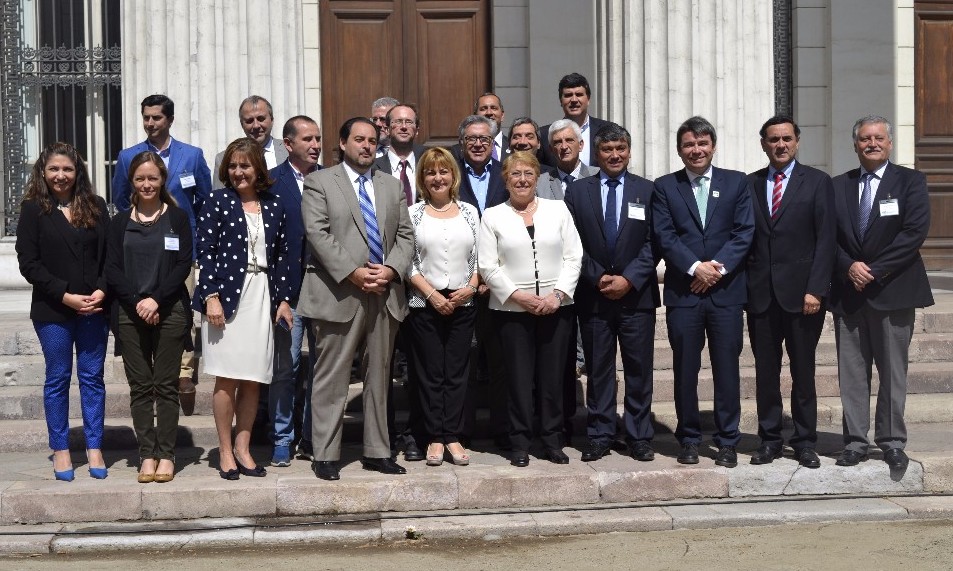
[54,467,75,482]
[89,466,108,479]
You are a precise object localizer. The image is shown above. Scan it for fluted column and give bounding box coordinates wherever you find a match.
[596,0,775,178]
[120,0,305,159]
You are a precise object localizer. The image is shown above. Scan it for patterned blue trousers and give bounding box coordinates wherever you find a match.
[33,314,108,450]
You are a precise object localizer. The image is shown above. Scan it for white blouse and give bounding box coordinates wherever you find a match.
[408,201,480,308]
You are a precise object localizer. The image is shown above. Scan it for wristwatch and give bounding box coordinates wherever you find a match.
[553,291,564,302]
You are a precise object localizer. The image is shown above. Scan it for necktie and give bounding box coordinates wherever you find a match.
[605,179,620,256]
[771,172,785,219]
[563,174,575,185]
[491,142,499,161]
[858,172,874,239]
[399,160,413,205]
[695,175,709,228]
[357,175,383,264]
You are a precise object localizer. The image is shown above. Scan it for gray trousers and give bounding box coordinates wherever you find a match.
[309,295,398,461]
[834,305,914,453]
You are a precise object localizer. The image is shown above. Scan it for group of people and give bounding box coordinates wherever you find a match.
[15,71,932,485]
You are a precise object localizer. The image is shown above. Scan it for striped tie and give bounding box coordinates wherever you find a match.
[357,175,384,264]
[858,172,874,239]
[771,171,784,219]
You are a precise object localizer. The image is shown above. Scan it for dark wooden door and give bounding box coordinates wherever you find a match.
[320,0,490,160]
[915,1,953,269]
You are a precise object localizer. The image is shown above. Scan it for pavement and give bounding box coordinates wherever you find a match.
[1,287,953,555]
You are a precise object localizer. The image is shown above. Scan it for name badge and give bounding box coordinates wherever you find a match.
[628,203,646,220]
[712,191,720,198]
[179,172,196,188]
[879,199,899,217]
[164,233,180,251]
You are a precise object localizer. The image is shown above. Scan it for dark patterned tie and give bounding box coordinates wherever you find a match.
[399,160,413,205]
[858,172,874,239]
[605,178,620,256]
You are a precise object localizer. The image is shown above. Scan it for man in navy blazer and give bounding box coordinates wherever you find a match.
[653,116,754,467]
[267,115,323,467]
[746,116,835,469]
[566,123,660,463]
[830,115,933,471]
[111,93,212,405]
[540,73,610,169]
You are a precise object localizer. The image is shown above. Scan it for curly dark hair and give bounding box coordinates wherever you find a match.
[22,142,101,228]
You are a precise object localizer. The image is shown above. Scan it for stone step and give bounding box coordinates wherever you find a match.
[0,392,950,453]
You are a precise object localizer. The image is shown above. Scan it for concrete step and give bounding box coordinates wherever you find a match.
[0,392,950,453]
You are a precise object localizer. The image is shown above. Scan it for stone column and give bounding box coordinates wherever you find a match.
[120,0,305,160]
[595,0,776,178]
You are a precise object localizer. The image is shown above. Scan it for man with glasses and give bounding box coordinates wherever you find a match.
[370,97,399,157]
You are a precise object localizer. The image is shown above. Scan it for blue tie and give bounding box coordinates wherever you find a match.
[605,178,620,256]
[357,175,384,264]
[858,172,874,239]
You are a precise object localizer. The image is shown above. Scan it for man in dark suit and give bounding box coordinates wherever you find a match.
[111,93,212,411]
[213,95,289,185]
[267,115,323,467]
[298,117,414,480]
[746,116,835,468]
[830,115,933,470]
[540,73,610,168]
[566,123,660,462]
[456,115,507,215]
[653,116,754,468]
[449,93,507,162]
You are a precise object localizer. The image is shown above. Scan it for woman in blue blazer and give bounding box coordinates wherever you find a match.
[16,142,110,481]
[192,138,292,480]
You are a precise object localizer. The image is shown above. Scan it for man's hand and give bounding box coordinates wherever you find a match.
[348,264,391,294]
[598,275,632,300]
[803,293,822,315]
[848,261,874,292]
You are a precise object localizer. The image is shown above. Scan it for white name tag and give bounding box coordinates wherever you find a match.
[879,199,899,217]
[164,234,180,251]
[628,203,646,220]
[712,191,720,198]
[179,172,196,188]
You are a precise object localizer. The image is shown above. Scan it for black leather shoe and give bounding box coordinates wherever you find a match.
[546,448,570,464]
[361,456,407,475]
[510,451,529,467]
[835,449,868,466]
[403,441,424,462]
[628,441,655,462]
[235,458,267,477]
[715,446,738,468]
[750,444,783,465]
[884,448,909,470]
[312,461,340,481]
[580,440,612,462]
[677,443,699,464]
[794,448,821,469]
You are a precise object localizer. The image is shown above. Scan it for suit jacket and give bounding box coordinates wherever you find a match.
[371,144,428,174]
[557,162,599,183]
[653,166,754,308]
[565,172,660,314]
[111,138,211,245]
[457,158,508,217]
[540,116,611,168]
[745,161,836,314]
[296,163,414,323]
[269,160,323,304]
[536,171,566,201]
[191,187,291,320]
[213,136,289,188]
[16,196,110,322]
[829,162,934,315]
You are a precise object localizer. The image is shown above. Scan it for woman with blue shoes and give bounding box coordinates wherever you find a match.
[16,142,111,481]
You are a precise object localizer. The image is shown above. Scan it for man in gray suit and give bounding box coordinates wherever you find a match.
[299,117,414,480]
[213,95,289,185]
[550,118,600,192]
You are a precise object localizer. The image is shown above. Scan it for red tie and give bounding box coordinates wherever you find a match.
[399,160,413,205]
[771,172,784,219]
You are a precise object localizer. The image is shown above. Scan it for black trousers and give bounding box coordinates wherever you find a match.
[463,295,509,442]
[747,298,824,449]
[493,306,573,452]
[405,302,476,443]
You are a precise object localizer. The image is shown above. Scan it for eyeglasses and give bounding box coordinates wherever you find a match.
[390,119,417,126]
[371,116,387,124]
[464,135,492,146]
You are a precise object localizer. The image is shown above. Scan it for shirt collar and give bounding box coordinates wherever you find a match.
[861,161,889,179]
[342,161,371,184]
[685,166,713,183]
[147,137,172,157]
[769,159,797,180]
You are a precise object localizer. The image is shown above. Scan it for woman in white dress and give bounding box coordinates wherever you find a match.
[193,138,293,480]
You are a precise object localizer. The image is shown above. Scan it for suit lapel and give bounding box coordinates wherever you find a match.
[865,162,897,236]
[771,165,802,224]
[52,211,81,259]
[586,177,606,239]
[616,175,635,235]
[372,170,391,253]
[751,169,771,226]
[167,139,185,181]
[843,169,862,241]
[704,168,724,230]
[334,165,367,242]
[676,172,704,230]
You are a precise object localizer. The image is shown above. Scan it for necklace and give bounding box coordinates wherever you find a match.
[134,205,163,227]
[427,201,453,212]
[56,199,71,211]
[245,200,262,274]
[510,198,538,215]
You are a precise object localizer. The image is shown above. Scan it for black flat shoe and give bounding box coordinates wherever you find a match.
[750,444,783,465]
[793,448,821,469]
[403,442,425,462]
[628,441,655,462]
[510,451,529,467]
[312,460,340,481]
[361,456,407,475]
[546,448,570,464]
[715,446,738,468]
[884,448,909,470]
[235,457,267,477]
[218,467,240,480]
[835,449,868,467]
[677,443,700,464]
[580,440,612,462]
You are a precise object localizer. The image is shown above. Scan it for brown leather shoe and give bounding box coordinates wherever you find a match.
[178,377,196,416]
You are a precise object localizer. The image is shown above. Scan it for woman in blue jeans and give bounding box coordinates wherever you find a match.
[16,142,110,481]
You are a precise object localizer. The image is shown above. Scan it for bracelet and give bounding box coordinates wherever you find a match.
[204,292,220,303]
[425,289,437,300]
[467,285,478,294]
[553,291,564,302]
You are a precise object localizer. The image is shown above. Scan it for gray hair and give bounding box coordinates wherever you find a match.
[593,122,630,148]
[547,118,583,146]
[457,115,499,140]
[508,117,539,141]
[371,96,399,111]
[852,115,893,142]
[239,95,273,118]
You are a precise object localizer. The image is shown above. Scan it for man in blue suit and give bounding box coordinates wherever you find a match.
[112,94,212,407]
[653,116,754,467]
[267,115,323,467]
[565,123,660,463]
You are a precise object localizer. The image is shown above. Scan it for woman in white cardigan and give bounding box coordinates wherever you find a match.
[478,151,582,467]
